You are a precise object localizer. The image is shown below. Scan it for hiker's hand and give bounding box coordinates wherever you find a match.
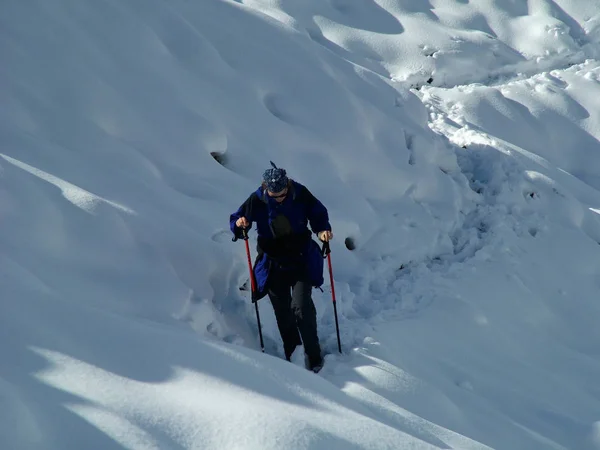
[236,217,250,228]
[318,230,333,242]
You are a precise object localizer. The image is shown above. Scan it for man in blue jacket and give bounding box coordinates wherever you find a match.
[230,162,333,372]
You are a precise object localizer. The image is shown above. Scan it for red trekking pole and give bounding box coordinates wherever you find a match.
[322,241,342,353]
[235,228,265,352]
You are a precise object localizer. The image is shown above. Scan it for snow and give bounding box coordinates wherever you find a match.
[2,0,600,449]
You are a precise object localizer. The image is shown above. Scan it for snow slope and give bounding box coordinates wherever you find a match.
[2,0,600,449]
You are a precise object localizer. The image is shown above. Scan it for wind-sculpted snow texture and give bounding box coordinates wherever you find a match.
[2,0,600,449]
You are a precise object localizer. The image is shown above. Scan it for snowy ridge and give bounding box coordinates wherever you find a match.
[2,0,600,449]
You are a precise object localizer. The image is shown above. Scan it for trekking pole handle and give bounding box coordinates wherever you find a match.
[321,240,331,258]
[232,227,250,242]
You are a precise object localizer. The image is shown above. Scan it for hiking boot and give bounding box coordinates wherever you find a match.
[304,353,323,373]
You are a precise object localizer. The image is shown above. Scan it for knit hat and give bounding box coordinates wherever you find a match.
[262,161,288,192]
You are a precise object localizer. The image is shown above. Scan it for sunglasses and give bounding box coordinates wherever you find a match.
[269,188,288,199]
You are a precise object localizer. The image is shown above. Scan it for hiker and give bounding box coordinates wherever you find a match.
[230,162,333,372]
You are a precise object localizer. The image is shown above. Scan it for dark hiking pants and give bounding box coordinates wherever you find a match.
[267,266,321,362]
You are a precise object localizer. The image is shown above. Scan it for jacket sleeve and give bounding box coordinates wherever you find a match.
[302,186,331,234]
[230,193,256,239]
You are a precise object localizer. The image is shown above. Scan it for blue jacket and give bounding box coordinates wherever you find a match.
[230,181,331,300]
